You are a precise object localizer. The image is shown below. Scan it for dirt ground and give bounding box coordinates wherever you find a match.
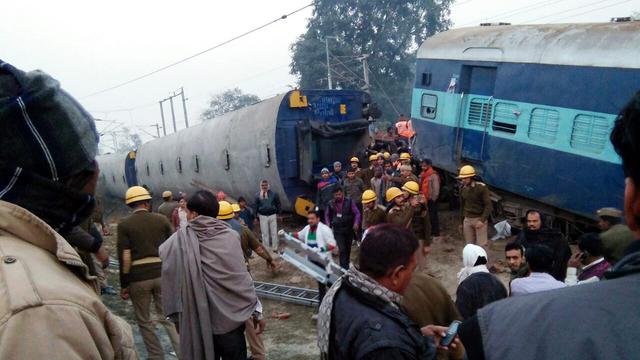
[100,208,513,359]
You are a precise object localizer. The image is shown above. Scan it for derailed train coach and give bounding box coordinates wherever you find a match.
[98,89,377,211]
[410,21,640,224]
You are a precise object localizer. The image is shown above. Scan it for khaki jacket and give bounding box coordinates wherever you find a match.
[0,201,137,360]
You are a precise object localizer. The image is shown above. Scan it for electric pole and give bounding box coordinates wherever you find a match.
[158,87,189,135]
[180,87,189,128]
[159,102,167,136]
[325,36,335,90]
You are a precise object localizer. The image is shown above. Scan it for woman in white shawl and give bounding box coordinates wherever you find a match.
[160,190,263,360]
[455,244,507,320]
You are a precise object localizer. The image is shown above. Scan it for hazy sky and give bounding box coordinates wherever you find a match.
[1,0,637,152]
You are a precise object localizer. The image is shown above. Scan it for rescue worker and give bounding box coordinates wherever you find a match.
[458,165,492,247]
[402,181,432,264]
[383,151,391,161]
[238,196,255,230]
[0,61,136,358]
[399,152,412,166]
[362,189,386,231]
[597,207,635,264]
[157,190,178,222]
[358,154,377,190]
[325,187,361,269]
[118,186,180,359]
[386,187,414,229]
[349,156,361,177]
[218,201,273,360]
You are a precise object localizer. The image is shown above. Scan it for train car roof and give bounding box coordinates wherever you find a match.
[417,22,640,69]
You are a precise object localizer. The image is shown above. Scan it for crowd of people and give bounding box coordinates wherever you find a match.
[0,61,638,360]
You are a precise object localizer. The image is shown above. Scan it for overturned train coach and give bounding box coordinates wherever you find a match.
[411,21,640,224]
[98,89,377,212]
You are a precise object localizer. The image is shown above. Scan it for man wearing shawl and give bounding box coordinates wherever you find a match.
[455,244,507,320]
[159,191,262,360]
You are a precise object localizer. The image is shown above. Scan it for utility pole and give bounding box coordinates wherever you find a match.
[325,36,335,90]
[359,55,370,91]
[159,102,167,136]
[180,87,189,128]
[169,96,177,133]
[152,123,161,138]
[158,87,189,134]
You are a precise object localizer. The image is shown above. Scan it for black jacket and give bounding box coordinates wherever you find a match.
[254,190,281,216]
[515,228,571,281]
[455,272,507,320]
[329,279,436,360]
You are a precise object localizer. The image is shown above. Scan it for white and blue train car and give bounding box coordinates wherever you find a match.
[411,21,640,221]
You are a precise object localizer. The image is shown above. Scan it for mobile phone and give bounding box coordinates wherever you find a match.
[440,320,461,347]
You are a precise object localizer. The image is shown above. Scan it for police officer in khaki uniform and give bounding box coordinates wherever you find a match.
[458,165,492,247]
[0,60,136,359]
[362,189,386,231]
[118,186,179,359]
[157,190,178,222]
[385,187,414,228]
[597,207,635,264]
[402,181,432,261]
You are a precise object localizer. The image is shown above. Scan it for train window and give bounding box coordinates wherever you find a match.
[145,162,150,176]
[177,157,183,174]
[224,150,230,171]
[467,98,492,127]
[570,114,609,154]
[491,102,518,134]
[420,94,437,119]
[194,155,200,173]
[421,73,432,86]
[122,175,126,184]
[160,161,164,175]
[529,108,559,143]
[111,175,116,183]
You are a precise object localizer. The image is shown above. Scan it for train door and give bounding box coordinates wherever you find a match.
[459,66,496,163]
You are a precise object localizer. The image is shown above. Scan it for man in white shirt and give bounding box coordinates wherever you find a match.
[290,210,336,319]
[511,244,567,296]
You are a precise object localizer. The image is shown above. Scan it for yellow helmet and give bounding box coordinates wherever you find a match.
[402,181,420,195]
[458,165,476,179]
[350,156,359,163]
[217,201,234,220]
[362,189,377,204]
[399,152,411,160]
[162,190,173,199]
[368,154,378,162]
[383,152,391,160]
[231,203,241,213]
[125,186,152,205]
[385,187,404,202]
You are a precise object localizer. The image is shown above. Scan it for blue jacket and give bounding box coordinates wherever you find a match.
[329,280,436,360]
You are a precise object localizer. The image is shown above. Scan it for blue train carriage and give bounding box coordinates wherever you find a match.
[411,21,640,225]
[97,89,375,216]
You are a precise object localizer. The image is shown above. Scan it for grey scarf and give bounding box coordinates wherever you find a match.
[317,265,403,356]
[160,215,257,360]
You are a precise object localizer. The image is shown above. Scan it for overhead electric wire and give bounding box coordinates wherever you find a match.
[550,0,632,22]
[81,2,314,99]
[523,0,631,23]
[456,0,569,27]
